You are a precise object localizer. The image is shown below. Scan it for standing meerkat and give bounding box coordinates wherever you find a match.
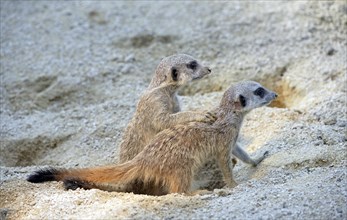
[118,54,215,163]
[28,81,277,195]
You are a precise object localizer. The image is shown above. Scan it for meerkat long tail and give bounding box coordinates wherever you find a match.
[27,162,140,190]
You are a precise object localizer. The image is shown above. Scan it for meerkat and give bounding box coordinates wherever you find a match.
[122,54,262,190]
[118,54,215,163]
[27,81,277,195]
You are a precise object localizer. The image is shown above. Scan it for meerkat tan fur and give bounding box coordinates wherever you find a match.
[28,81,277,195]
[194,140,269,190]
[118,54,215,163]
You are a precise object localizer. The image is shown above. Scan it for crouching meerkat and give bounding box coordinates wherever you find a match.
[118,54,215,163]
[28,81,277,195]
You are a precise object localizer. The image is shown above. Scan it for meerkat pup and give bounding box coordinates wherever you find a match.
[28,81,277,195]
[118,54,215,163]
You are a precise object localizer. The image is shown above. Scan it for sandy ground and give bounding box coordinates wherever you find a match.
[0,1,346,219]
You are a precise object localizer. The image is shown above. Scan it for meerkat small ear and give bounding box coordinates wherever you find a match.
[171,67,179,81]
[232,94,246,110]
[239,95,247,107]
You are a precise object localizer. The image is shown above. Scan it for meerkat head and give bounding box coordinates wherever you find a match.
[148,54,211,88]
[221,81,277,112]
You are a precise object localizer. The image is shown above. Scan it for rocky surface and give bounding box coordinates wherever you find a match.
[0,1,346,219]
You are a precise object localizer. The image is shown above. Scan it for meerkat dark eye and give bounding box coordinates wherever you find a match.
[254,87,265,98]
[187,61,198,70]
[239,95,247,107]
[171,67,178,81]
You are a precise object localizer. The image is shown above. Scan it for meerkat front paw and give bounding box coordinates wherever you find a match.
[203,111,217,124]
[194,111,217,124]
[253,150,270,166]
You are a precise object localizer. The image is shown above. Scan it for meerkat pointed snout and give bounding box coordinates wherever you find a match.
[189,63,212,80]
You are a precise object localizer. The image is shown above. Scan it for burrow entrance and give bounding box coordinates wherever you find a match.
[257,76,303,109]
[252,66,304,109]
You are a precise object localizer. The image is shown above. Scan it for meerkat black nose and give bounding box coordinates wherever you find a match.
[207,68,212,73]
[274,93,278,98]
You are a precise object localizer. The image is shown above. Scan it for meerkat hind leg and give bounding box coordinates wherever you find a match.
[232,144,269,166]
[166,173,191,194]
[217,151,238,188]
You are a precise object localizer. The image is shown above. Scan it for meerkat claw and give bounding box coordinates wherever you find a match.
[205,112,217,123]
